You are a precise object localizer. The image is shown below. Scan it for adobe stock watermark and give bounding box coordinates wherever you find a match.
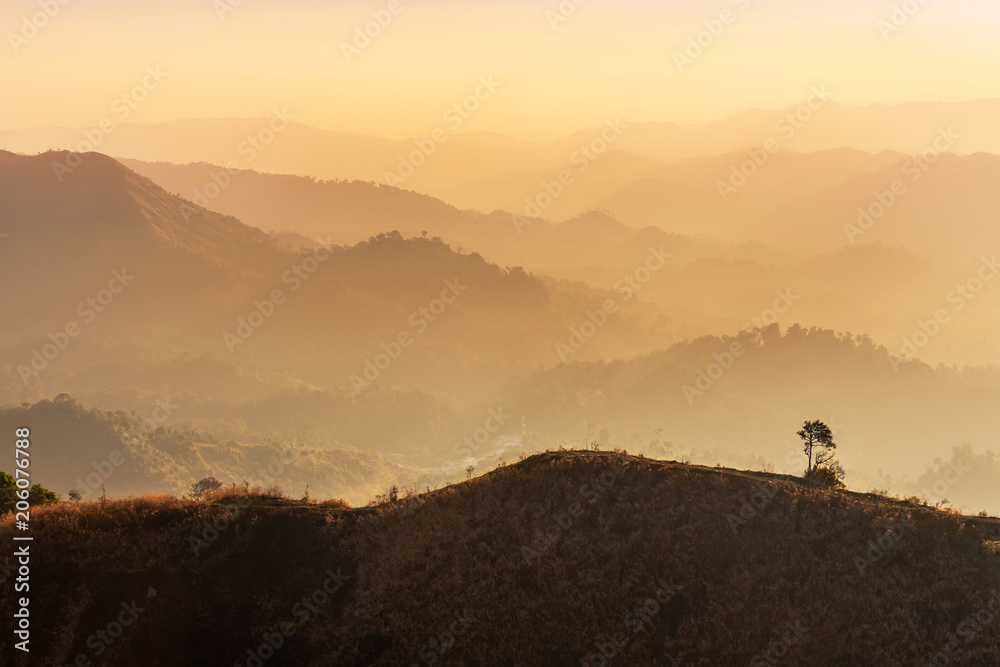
[399,408,512,522]
[450,408,512,462]
[878,0,931,39]
[350,278,467,393]
[213,0,249,21]
[408,612,475,666]
[8,0,72,53]
[234,568,351,667]
[384,75,501,188]
[923,589,1000,667]
[68,598,149,665]
[673,0,753,73]
[890,256,998,371]
[513,117,628,232]
[912,453,971,506]
[18,269,135,385]
[68,393,177,502]
[555,246,671,363]
[224,238,333,352]
[726,482,779,533]
[717,86,833,202]
[340,0,404,63]
[850,456,969,576]
[188,439,314,556]
[51,66,169,182]
[181,108,295,219]
[579,580,683,667]
[521,456,626,564]
[750,620,809,666]
[845,127,958,244]
[117,392,180,454]
[853,513,917,576]
[683,289,799,404]
[545,0,588,30]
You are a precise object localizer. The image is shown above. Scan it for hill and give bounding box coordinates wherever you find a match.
[117,158,481,244]
[488,324,1000,512]
[0,149,290,339]
[0,151,683,401]
[0,396,405,506]
[118,157,731,275]
[1,451,998,665]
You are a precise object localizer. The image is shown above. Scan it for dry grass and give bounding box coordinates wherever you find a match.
[202,482,286,502]
[1,451,998,666]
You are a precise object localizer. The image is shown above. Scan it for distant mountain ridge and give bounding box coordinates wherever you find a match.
[1,98,998,220]
[0,150,682,400]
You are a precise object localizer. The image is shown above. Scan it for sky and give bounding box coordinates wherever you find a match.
[2,0,999,140]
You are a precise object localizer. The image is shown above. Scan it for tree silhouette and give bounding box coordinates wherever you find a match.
[190,476,223,499]
[798,420,836,473]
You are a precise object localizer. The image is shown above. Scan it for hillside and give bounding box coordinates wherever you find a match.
[119,157,731,275]
[1,451,998,665]
[117,158,482,243]
[488,324,1000,511]
[0,396,406,506]
[0,151,684,401]
[0,150,291,338]
[111,155,1000,372]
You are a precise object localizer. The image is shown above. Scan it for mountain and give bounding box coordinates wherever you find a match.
[753,152,1000,257]
[117,157,481,244]
[4,99,998,218]
[3,451,998,665]
[117,157,736,275]
[0,150,279,269]
[489,324,1000,504]
[586,148,909,234]
[120,147,1000,273]
[0,150,289,339]
[0,150,684,404]
[4,149,999,500]
[565,99,1000,162]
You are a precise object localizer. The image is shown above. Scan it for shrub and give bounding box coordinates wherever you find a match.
[0,471,59,514]
[190,476,224,499]
[804,465,846,489]
[202,482,284,502]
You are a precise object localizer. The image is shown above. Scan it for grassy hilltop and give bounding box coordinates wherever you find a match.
[1,451,999,666]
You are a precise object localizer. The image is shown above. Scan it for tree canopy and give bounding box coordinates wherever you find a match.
[798,420,837,473]
[0,471,59,514]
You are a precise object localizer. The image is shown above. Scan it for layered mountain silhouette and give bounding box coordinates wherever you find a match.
[114,154,1000,370]
[118,157,728,275]
[0,150,680,402]
[1,148,998,515]
[4,99,999,216]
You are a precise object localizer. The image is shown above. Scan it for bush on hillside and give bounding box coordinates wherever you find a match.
[0,470,59,514]
[804,463,846,489]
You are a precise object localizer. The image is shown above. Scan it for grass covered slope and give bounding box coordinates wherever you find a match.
[2,451,999,666]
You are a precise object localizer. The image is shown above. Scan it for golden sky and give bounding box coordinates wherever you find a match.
[2,0,999,140]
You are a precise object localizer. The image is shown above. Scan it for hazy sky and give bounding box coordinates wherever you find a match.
[3,0,999,140]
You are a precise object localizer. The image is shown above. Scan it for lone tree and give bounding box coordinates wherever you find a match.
[190,476,223,499]
[798,420,836,473]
